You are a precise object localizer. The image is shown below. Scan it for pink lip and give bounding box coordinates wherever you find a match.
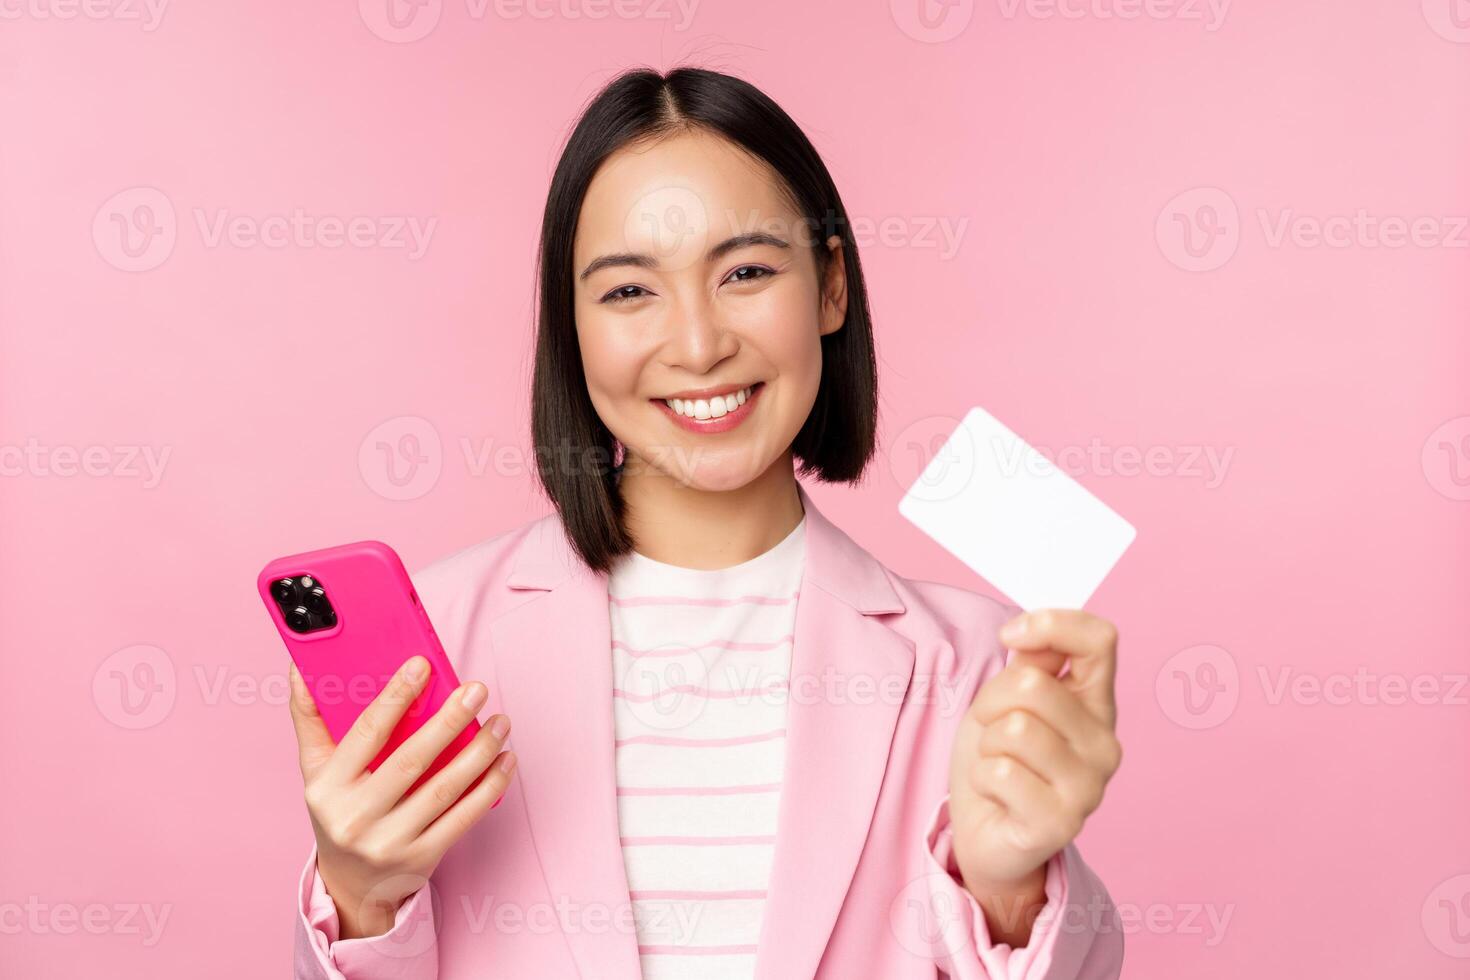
[653,382,764,434]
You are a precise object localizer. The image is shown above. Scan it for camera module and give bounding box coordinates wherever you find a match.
[271,575,338,634]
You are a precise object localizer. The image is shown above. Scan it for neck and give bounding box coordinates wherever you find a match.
[618,452,805,570]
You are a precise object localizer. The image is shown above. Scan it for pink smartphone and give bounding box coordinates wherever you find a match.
[258,540,480,794]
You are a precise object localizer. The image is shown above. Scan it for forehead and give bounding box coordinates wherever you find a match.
[574,129,800,263]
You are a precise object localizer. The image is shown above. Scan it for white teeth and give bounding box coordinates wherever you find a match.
[664,385,755,421]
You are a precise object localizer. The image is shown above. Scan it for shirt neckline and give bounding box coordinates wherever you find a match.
[617,513,807,585]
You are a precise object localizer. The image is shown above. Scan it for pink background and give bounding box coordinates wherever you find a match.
[3,2,1468,976]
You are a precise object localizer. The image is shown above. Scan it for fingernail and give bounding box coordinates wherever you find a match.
[1000,616,1028,641]
[405,656,428,681]
[489,714,510,739]
[461,683,487,711]
[498,752,517,774]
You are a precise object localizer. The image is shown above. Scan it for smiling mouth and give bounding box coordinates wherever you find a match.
[652,382,765,433]
[660,383,759,420]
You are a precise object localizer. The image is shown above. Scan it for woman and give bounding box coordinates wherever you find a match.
[290,66,1124,980]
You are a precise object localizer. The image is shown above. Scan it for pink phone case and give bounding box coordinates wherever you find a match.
[257,540,480,795]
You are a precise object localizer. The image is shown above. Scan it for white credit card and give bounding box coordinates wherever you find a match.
[897,407,1136,610]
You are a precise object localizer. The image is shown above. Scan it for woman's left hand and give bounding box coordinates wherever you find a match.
[947,609,1123,912]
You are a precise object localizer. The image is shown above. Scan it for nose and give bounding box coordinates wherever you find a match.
[660,292,739,376]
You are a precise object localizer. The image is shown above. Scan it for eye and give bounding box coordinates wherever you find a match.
[600,284,651,304]
[723,264,774,286]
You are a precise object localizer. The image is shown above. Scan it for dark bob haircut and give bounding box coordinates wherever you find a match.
[531,66,878,574]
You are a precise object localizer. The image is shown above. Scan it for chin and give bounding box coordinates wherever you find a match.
[634,441,773,493]
[679,467,763,493]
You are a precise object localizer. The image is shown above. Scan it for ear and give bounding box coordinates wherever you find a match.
[818,234,848,337]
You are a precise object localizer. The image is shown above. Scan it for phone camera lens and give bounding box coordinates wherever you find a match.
[285,606,311,633]
[318,609,338,629]
[304,587,331,614]
[272,579,298,604]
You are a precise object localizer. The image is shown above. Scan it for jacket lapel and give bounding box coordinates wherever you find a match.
[490,485,912,980]
[752,486,914,980]
[489,517,643,980]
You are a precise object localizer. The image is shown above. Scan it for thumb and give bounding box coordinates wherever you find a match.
[999,610,1118,727]
[1005,647,1069,678]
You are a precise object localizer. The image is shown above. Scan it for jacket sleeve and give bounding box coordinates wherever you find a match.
[921,795,1123,979]
[293,846,440,980]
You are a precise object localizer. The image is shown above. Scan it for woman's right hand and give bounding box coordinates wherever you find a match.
[288,655,517,939]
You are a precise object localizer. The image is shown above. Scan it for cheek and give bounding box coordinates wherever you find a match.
[734,284,825,397]
[575,309,648,404]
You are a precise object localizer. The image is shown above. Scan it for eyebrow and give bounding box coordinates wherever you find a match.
[578,231,790,282]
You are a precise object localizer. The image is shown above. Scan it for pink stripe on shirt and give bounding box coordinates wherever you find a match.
[608,515,807,979]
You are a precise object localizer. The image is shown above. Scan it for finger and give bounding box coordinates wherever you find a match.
[978,710,1110,813]
[288,662,337,780]
[415,751,517,856]
[328,656,431,780]
[390,713,510,836]
[364,682,490,807]
[999,610,1118,726]
[977,709,1077,784]
[968,755,1066,838]
[969,662,1109,754]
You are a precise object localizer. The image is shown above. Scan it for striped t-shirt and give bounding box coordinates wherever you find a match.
[607,515,806,980]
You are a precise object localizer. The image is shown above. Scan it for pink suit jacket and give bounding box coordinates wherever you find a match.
[293,484,1124,979]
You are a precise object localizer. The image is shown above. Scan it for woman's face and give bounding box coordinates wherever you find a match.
[572,129,846,492]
